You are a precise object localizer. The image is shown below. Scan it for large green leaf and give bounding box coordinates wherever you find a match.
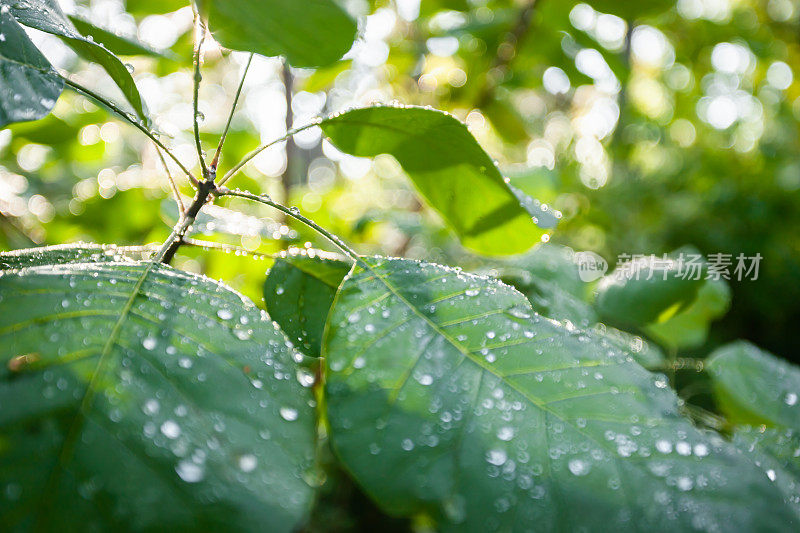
[200,0,357,68]
[0,246,316,531]
[324,256,793,530]
[594,257,704,326]
[707,341,800,429]
[321,106,558,255]
[10,0,148,122]
[264,248,351,358]
[0,243,141,270]
[0,6,63,127]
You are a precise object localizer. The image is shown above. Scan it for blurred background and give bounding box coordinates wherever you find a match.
[1,0,798,368]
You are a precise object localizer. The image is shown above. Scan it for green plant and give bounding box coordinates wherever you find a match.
[1,1,798,531]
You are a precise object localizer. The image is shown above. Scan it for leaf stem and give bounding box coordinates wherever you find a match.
[211,53,254,173]
[63,77,198,187]
[217,122,320,187]
[192,13,210,180]
[159,178,217,264]
[213,187,358,260]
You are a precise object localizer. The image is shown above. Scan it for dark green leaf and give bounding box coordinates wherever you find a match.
[321,106,558,255]
[586,0,675,20]
[324,256,792,530]
[707,341,800,428]
[201,0,357,68]
[594,257,704,326]
[67,15,173,58]
[0,245,316,531]
[10,0,148,122]
[0,6,63,127]
[264,249,351,357]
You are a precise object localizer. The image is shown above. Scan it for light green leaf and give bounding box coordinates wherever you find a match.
[644,278,731,349]
[0,243,142,270]
[324,256,793,530]
[594,256,704,326]
[67,15,173,58]
[264,248,351,357]
[707,341,800,429]
[10,0,148,122]
[586,0,675,20]
[201,0,357,68]
[321,106,558,255]
[0,245,316,531]
[0,6,63,127]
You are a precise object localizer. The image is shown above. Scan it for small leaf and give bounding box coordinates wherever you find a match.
[0,245,316,531]
[264,248,351,357]
[67,15,174,59]
[0,6,63,127]
[324,256,792,530]
[644,278,731,349]
[707,341,800,428]
[10,0,148,122]
[594,256,704,326]
[321,106,557,255]
[200,0,357,68]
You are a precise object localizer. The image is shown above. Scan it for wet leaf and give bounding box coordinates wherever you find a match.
[10,0,148,122]
[321,106,558,255]
[0,245,316,531]
[264,248,351,358]
[200,0,357,68]
[0,6,63,127]
[324,256,793,530]
[707,341,800,429]
[67,15,174,59]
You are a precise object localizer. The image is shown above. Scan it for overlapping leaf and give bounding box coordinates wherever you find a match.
[321,106,559,255]
[0,245,316,531]
[0,6,63,127]
[324,256,793,530]
[264,249,351,357]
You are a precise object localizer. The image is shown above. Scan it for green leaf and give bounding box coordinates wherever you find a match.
[10,0,148,122]
[644,278,731,349]
[264,249,351,357]
[498,244,596,326]
[321,106,558,255]
[707,341,800,429]
[324,256,793,530]
[0,243,141,270]
[732,426,800,518]
[594,324,666,369]
[594,256,704,326]
[0,245,316,531]
[67,15,173,59]
[200,0,357,68]
[0,6,63,127]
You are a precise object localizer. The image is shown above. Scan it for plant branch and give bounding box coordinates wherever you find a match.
[192,13,210,179]
[213,188,358,260]
[211,53,254,173]
[159,178,217,264]
[63,78,198,187]
[217,122,320,186]
[153,143,186,216]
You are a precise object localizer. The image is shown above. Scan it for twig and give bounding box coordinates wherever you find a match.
[153,143,185,216]
[192,13,210,179]
[211,53,254,173]
[63,78,198,187]
[159,178,217,264]
[213,187,358,260]
[217,122,320,187]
